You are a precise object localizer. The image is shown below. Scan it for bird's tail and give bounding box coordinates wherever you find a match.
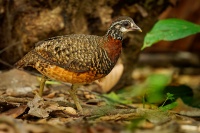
[14,51,35,69]
[14,54,29,69]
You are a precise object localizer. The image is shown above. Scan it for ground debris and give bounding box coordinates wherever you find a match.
[137,108,171,124]
[0,105,27,118]
[0,69,199,133]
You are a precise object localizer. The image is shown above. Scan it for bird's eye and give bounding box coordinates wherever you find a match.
[123,21,130,27]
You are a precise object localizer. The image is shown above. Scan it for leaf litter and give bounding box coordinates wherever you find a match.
[0,68,200,133]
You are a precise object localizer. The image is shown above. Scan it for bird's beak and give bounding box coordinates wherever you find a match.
[137,27,142,32]
[131,24,142,32]
[131,23,142,32]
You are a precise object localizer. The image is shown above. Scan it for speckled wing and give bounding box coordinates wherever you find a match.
[34,34,103,73]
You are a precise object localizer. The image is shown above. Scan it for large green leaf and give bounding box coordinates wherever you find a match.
[142,18,200,49]
[145,74,171,103]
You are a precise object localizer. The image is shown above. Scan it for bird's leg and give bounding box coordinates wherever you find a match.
[39,75,47,96]
[68,84,83,112]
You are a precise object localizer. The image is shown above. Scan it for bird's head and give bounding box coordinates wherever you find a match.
[106,16,142,40]
[113,16,142,33]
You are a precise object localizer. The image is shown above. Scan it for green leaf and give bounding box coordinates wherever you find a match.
[166,93,175,101]
[103,92,131,104]
[159,102,178,111]
[145,74,171,103]
[142,18,200,49]
[146,74,171,90]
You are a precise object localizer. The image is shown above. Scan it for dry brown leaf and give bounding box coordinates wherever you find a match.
[83,91,96,99]
[95,63,124,93]
[96,112,139,121]
[27,94,52,118]
[137,108,171,124]
[59,107,77,115]
[0,105,27,118]
[172,98,200,117]
[28,94,78,118]
[45,92,56,98]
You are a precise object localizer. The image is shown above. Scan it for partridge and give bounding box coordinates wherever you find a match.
[15,16,142,112]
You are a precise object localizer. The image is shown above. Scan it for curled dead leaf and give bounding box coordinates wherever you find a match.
[95,63,124,93]
[61,107,77,115]
[27,94,51,118]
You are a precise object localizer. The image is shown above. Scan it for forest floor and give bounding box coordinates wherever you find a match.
[0,64,200,133]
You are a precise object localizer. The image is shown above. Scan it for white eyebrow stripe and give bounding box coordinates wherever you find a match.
[131,23,133,27]
[110,20,132,29]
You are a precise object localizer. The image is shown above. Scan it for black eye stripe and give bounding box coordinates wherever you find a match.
[123,21,130,27]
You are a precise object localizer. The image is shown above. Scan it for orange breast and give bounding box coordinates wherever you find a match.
[103,36,122,63]
[36,63,104,84]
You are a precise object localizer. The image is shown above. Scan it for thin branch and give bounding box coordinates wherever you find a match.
[0,42,20,54]
[0,59,13,68]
